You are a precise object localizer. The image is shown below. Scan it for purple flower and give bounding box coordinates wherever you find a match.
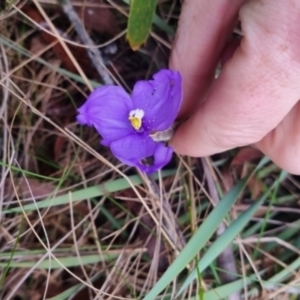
[77,69,182,173]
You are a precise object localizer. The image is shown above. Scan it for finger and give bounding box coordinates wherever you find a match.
[170,0,245,118]
[171,0,300,157]
[256,103,300,175]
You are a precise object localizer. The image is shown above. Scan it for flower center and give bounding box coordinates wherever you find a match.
[129,109,144,130]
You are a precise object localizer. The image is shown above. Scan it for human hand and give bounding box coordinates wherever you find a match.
[169,0,300,174]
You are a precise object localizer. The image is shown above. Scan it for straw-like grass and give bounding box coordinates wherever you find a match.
[1,1,300,300]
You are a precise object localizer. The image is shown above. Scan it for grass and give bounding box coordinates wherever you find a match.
[1,1,300,300]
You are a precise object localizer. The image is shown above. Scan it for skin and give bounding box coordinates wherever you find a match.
[169,0,300,174]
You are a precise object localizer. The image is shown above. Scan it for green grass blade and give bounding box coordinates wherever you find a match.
[3,170,175,214]
[0,217,24,287]
[46,284,82,300]
[142,177,248,300]
[0,253,123,269]
[176,170,287,297]
[177,192,267,296]
[46,272,102,300]
[0,248,97,258]
[152,14,174,35]
[189,273,262,300]
[265,256,300,288]
[1,248,142,271]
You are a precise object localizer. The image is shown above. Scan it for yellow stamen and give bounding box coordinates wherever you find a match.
[129,116,142,130]
[129,109,144,130]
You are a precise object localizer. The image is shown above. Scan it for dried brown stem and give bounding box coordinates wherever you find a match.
[60,0,114,85]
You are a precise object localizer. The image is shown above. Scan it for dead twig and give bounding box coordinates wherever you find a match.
[59,0,114,85]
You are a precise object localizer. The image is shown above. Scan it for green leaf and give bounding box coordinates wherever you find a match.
[126,0,157,50]
[122,0,174,35]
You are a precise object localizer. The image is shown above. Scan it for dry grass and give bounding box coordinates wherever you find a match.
[1,1,300,300]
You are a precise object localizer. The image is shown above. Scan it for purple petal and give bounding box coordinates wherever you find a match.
[110,134,173,173]
[140,143,173,173]
[131,69,182,131]
[77,86,134,143]
[110,134,156,162]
